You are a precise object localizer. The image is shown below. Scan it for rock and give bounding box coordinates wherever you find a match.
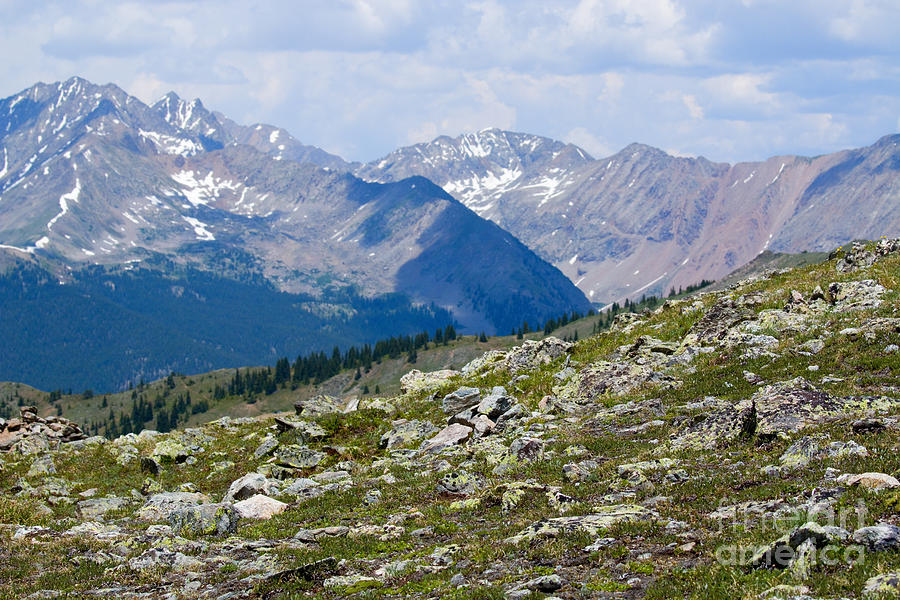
[863,572,900,597]
[505,505,656,544]
[419,423,473,454]
[400,369,459,394]
[525,574,564,592]
[313,470,351,483]
[829,279,886,311]
[26,455,56,477]
[281,478,321,497]
[503,337,572,374]
[441,387,481,415]
[363,489,382,505]
[509,437,544,461]
[294,394,343,417]
[76,496,130,520]
[379,419,438,449]
[749,521,848,569]
[436,470,481,496]
[140,456,161,475]
[853,418,888,434]
[852,524,900,551]
[759,584,811,598]
[266,557,338,583]
[476,387,515,420]
[233,494,288,520]
[839,472,900,490]
[137,491,209,521]
[564,460,600,482]
[567,361,679,402]
[461,350,508,376]
[223,472,276,503]
[274,418,329,442]
[254,436,279,458]
[168,503,239,537]
[151,438,190,464]
[275,444,325,469]
[471,414,496,437]
[324,574,382,592]
[686,297,754,344]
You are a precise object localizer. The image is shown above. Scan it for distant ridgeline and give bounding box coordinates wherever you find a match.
[0,261,458,393]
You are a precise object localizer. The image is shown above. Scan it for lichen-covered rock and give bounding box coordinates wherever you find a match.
[137,491,209,521]
[436,470,481,495]
[863,572,900,597]
[829,279,887,311]
[685,297,754,344]
[379,419,438,449]
[275,444,325,469]
[294,394,343,417]
[748,521,849,569]
[151,438,191,464]
[564,361,679,403]
[76,496,130,520]
[476,386,515,420]
[505,505,656,544]
[400,369,459,395]
[168,502,239,537]
[503,337,572,374]
[273,418,329,442]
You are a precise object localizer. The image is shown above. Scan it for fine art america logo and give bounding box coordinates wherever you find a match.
[712,498,868,567]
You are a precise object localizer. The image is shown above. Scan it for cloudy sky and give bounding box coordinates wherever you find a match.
[1,0,898,163]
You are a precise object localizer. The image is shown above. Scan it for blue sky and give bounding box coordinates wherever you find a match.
[1,0,898,163]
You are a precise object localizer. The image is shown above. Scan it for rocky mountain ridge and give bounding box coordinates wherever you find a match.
[2,238,900,599]
[359,129,900,306]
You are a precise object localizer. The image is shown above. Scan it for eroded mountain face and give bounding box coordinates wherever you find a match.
[359,129,900,305]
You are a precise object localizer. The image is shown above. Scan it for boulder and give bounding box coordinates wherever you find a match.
[168,503,239,537]
[400,369,459,395]
[223,472,277,503]
[379,419,438,449]
[76,496,130,520]
[294,395,343,418]
[275,444,325,469]
[863,572,900,597]
[829,279,886,311]
[852,524,900,551]
[436,470,481,496]
[503,337,572,374]
[506,505,656,544]
[419,423,473,454]
[839,472,900,490]
[441,387,481,415]
[233,494,288,520]
[137,491,209,521]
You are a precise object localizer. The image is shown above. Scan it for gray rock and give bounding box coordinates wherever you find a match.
[829,279,886,311]
[419,423,473,454]
[275,444,325,469]
[506,505,656,544]
[76,496,130,520]
[863,572,900,597]
[379,419,438,449]
[477,387,515,420]
[436,470,481,495]
[525,574,564,592]
[400,368,460,394]
[223,472,275,503]
[564,460,600,482]
[294,394,343,417]
[253,436,279,458]
[233,494,288,520]
[509,437,544,461]
[441,387,481,415]
[852,524,900,551]
[26,455,56,477]
[168,503,239,537]
[137,491,209,521]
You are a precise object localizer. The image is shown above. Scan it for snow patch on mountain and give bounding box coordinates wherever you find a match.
[139,130,201,157]
[182,215,215,241]
[171,170,240,206]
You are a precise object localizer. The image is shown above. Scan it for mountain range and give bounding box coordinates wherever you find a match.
[0,77,589,390]
[356,128,900,305]
[2,75,898,390]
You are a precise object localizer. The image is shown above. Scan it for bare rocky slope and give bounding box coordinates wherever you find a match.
[2,238,900,599]
[359,129,900,306]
